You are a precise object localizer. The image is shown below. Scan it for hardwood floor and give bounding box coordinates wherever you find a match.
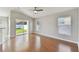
[0,44,2,52]
[1,33,78,52]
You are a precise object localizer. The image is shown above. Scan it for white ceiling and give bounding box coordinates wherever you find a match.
[19,7,75,18]
[0,7,75,18]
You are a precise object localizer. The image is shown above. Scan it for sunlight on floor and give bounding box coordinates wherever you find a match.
[15,34,29,51]
[35,36,41,50]
[58,43,71,52]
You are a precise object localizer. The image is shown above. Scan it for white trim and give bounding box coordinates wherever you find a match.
[36,32,78,44]
[8,16,10,39]
[78,43,79,48]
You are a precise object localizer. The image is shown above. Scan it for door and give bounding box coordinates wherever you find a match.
[0,17,9,52]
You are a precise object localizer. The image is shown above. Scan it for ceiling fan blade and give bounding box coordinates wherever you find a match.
[36,9,43,11]
[34,7,43,11]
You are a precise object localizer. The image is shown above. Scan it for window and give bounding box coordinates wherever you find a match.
[58,16,71,36]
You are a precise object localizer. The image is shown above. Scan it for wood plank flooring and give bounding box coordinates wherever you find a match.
[0,33,78,52]
[0,44,2,52]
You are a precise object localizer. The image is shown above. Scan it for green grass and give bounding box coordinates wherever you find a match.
[16,28,27,35]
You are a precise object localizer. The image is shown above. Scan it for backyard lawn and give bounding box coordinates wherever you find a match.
[16,28,27,35]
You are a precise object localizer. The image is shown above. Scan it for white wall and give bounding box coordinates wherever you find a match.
[0,8,10,44]
[10,10,33,37]
[35,8,78,43]
[0,8,10,17]
[78,8,79,48]
[0,7,34,37]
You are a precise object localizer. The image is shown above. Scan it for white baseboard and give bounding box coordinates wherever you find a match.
[36,32,78,44]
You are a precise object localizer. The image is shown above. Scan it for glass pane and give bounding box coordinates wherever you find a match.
[58,16,71,36]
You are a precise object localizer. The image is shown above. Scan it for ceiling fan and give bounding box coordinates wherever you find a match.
[33,7,43,14]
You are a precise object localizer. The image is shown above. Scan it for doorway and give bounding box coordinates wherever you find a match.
[15,19,29,51]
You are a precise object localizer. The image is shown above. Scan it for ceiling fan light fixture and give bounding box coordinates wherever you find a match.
[34,10,38,14]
